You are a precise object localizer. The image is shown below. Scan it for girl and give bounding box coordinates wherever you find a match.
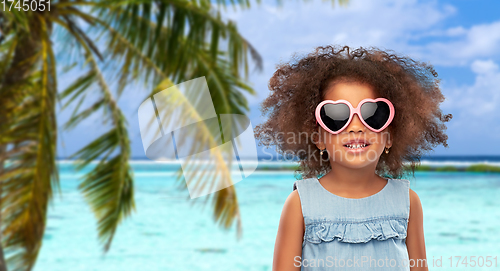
[254,45,453,270]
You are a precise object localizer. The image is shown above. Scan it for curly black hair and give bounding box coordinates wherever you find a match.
[254,45,453,180]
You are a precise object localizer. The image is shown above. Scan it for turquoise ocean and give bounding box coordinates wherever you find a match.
[32,159,500,271]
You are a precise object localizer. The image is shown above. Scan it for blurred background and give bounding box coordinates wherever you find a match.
[1,0,499,270]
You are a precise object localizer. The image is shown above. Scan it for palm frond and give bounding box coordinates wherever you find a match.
[93,0,263,90]
[147,76,243,237]
[0,15,58,271]
[61,51,136,253]
[92,16,252,237]
[49,2,253,237]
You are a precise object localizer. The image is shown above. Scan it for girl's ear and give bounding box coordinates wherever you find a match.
[385,127,393,148]
[315,142,326,150]
[313,126,326,149]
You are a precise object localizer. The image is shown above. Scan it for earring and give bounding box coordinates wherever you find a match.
[385,147,390,154]
[320,148,327,155]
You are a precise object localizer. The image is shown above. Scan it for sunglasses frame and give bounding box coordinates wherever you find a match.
[315,98,395,135]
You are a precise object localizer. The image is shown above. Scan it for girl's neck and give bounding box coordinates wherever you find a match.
[319,164,386,196]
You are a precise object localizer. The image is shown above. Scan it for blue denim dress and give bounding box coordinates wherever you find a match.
[292,177,410,270]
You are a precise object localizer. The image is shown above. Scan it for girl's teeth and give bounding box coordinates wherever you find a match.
[346,144,366,149]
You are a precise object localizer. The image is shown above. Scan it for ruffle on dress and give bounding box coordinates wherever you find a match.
[304,218,408,244]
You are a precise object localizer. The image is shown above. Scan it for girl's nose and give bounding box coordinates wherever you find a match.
[347,113,366,133]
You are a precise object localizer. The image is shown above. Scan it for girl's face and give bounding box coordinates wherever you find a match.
[315,81,393,168]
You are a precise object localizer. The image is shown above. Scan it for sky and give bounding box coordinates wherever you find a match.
[55,0,500,159]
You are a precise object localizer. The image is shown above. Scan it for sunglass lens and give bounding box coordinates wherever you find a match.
[320,103,350,132]
[360,101,390,130]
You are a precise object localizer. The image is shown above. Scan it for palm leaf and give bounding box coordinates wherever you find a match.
[62,2,256,237]
[0,15,58,271]
[61,51,135,253]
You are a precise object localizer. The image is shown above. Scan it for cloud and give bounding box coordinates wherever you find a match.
[224,0,456,51]
[221,0,500,100]
[412,21,500,66]
[470,59,499,75]
[446,26,467,37]
[220,0,461,106]
[441,60,500,135]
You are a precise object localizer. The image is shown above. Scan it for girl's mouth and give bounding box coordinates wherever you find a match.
[343,143,370,153]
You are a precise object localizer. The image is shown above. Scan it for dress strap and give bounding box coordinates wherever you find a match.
[292,178,320,224]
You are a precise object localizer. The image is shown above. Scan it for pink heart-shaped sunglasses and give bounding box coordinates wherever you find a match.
[315,98,395,134]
